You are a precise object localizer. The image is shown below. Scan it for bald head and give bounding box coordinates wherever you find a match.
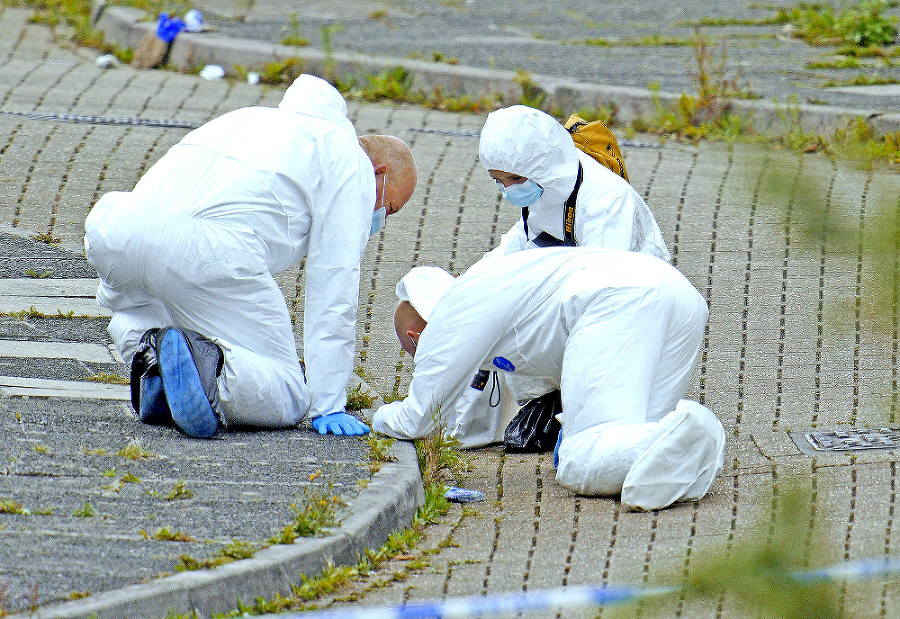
[358,135,417,216]
[394,300,427,356]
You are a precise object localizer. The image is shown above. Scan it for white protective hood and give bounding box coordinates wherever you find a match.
[395,266,457,321]
[479,105,580,213]
[279,74,357,138]
[478,105,670,262]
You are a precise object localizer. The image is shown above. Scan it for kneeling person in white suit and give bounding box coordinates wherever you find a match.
[373,249,725,511]
[84,75,417,439]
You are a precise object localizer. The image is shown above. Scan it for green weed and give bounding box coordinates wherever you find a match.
[427,85,502,113]
[345,383,376,411]
[189,468,454,616]
[320,23,343,83]
[808,56,863,69]
[31,231,60,245]
[412,481,451,526]
[103,471,140,493]
[72,501,95,517]
[415,422,469,486]
[631,35,757,143]
[258,57,305,84]
[32,443,49,453]
[514,70,547,109]
[363,433,397,474]
[117,438,155,460]
[270,475,346,543]
[24,268,52,278]
[145,527,196,542]
[573,105,617,127]
[2,306,77,319]
[280,12,308,46]
[175,539,259,571]
[820,72,899,87]
[164,479,193,500]
[356,66,421,103]
[0,499,30,514]
[677,16,782,27]
[776,0,898,47]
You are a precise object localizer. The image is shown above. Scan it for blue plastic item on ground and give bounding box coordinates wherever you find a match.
[445,486,485,503]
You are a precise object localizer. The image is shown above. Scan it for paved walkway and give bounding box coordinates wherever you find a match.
[0,3,899,618]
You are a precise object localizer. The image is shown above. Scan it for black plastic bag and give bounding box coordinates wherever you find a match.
[503,389,562,452]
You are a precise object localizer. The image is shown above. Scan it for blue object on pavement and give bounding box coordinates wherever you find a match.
[157,328,220,438]
[312,411,370,436]
[156,13,187,43]
[445,486,485,503]
[138,373,171,425]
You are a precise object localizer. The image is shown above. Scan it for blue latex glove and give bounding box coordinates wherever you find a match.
[312,411,370,436]
[553,431,563,468]
[157,13,187,43]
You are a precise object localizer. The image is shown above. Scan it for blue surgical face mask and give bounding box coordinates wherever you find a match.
[370,207,386,235]
[499,178,543,207]
[370,173,388,236]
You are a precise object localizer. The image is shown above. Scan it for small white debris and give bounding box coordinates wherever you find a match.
[184,9,203,32]
[199,64,225,80]
[95,54,120,69]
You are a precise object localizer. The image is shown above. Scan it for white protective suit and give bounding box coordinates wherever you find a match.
[454,105,672,444]
[373,249,725,510]
[478,105,670,261]
[84,75,374,428]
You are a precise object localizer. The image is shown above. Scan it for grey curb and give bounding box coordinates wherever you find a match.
[96,5,900,135]
[18,437,422,619]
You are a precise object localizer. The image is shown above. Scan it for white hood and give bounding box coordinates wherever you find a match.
[395,266,457,321]
[278,74,356,137]
[478,105,580,209]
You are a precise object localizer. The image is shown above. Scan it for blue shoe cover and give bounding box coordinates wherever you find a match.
[158,328,220,438]
[139,374,171,425]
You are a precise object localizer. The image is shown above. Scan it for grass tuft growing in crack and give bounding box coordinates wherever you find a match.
[270,473,347,543]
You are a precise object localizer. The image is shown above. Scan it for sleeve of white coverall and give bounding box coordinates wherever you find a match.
[303,146,371,419]
[372,297,506,439]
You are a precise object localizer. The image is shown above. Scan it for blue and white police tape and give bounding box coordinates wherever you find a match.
[254,554,900,619]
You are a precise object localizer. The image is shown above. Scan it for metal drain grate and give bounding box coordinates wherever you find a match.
[805,428,900,451]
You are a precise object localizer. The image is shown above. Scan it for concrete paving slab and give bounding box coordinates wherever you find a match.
[0,375,129,400]
[0,340,117,363]
[0,279,100,297]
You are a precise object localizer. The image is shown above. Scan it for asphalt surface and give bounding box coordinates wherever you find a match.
[1,2,900,618]
[196,0,900,113]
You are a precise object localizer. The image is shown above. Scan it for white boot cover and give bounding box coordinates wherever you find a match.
[621,400,724,511]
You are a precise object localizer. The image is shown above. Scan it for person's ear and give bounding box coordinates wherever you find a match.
[406,329,421,344]
[374,163,388,176]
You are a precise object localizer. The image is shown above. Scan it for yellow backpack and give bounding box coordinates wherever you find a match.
[564,113,629,183]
